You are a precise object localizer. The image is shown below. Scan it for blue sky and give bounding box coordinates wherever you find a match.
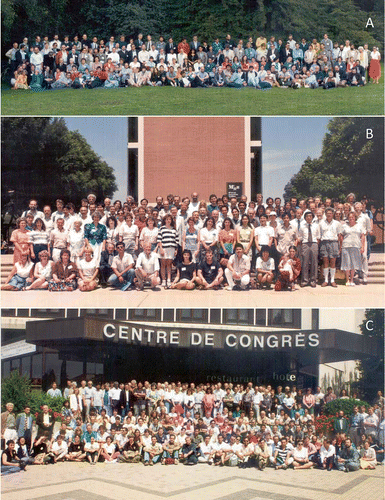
[65,117,330,202]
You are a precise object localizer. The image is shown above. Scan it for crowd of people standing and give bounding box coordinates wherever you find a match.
[6,32,381,90]
[1,382,384,473]
[2,191,375,292]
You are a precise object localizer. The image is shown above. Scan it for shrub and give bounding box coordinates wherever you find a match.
[323,398,370,418]
[315,414,336,436]
[2,370,67,420]
[1,370,31,413]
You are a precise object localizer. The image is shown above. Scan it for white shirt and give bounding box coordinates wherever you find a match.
[136,251,160,274]
[256,256,275,272]
[111,253,134,273]
[319,219,340,241]
[254,225,274,245]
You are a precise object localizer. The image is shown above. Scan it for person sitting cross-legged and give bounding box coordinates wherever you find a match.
[143,435,163,465]
[107,241,135,291]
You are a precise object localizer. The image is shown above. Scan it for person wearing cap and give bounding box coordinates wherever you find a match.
[298,210,320,287]
[319,207,340,287]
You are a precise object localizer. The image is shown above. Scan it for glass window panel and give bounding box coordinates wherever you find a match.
[45,353,62,385]
[32,354,43,379]
[66,361,84,380]
[3,361,11,377]
[21,356,31,377]
[11,358,20,371]
[255,310,266,325]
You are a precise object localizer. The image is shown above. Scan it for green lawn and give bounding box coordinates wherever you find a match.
[2,75,383,116]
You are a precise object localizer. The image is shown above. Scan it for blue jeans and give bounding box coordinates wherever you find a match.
[1,465,22,475]
[144,452,162,463]
[108,269,135,289]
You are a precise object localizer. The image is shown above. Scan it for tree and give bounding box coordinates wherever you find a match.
[350,309,384,403]
[284,118,384,203]
[1,117,117,216]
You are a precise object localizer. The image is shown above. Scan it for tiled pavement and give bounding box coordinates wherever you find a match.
[2,462,384,500]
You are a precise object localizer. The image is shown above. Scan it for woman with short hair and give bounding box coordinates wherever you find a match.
[29,218,49,263]
[25,250,52,290]
[1,253,34,291]
[10,217,30,264]
[77,247,99,291]
[48,249,78,291]
[84,211,107,266]
[198,216,219,264]
[67,219,85,264]
[339,212,365,286]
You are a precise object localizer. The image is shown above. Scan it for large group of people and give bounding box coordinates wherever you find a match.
[2,191,375,292]
[6,32,381,90]
[2,382,384,474]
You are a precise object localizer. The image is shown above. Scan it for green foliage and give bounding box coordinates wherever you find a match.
[1,0,383,49]
[314,414,336,435]
[323,398,370,417]
[351,309,384,402]
[284,117,384,204]
[28,392,67,417]
[1,370,31,414]
[1,117,117,214]
[1,370,67,417]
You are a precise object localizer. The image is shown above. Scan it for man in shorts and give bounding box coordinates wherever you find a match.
[319,207,339,287]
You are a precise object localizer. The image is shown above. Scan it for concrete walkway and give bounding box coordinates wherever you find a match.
[1,460,384,500]
[1,282,384,309]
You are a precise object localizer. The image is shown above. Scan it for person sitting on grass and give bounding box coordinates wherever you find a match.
[256,246,275,289]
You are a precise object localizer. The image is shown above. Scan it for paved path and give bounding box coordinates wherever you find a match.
[1,461,384,500]
[1,283,384,309]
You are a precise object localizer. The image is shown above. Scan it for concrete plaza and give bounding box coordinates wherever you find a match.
[1,282,384,309]
[1,460,384,500]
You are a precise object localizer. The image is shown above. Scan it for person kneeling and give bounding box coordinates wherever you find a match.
[225,243,250,290]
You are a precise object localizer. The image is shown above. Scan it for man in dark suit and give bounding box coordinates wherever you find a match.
[16,406,33,449]
[280,43,292,64]
[190,36,201,52]
[119,45,130,64]
[127,44,138,64]
[100,242,118,286]
[333,410,350,434]
[166,37,177,54]
[15,45,29,67]
[120,383,132,417]
[36,405,54,438]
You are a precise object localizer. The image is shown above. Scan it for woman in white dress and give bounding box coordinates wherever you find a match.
[339,212,365,286]
[25,250,52,290]
[67,220,85,264]
[77,247,99,291]
[139,217,158,252]
[119,213,139,257]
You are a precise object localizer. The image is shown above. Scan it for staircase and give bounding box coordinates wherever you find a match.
[1,254,13,284]
[368,255,385,284]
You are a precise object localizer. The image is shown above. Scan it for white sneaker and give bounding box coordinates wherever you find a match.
[226,286,233,291]
[161,280,166,287]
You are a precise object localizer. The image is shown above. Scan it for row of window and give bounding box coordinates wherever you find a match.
[2,308,313,328]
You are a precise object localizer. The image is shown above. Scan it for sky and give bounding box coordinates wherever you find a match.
[65,117,330,203]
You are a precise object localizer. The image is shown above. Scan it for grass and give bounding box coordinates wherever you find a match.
[2,71,383,116]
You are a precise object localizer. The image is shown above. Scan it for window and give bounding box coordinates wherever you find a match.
[80,309,113,318]
[128,148,138,200]
[31,309,65,318]
[115,309,127,320]
[21,356,31,377]
[255,309,266,326]
[250,117,261,141]
[268,309,301,328]
[128,309,160,321]
[176,309,208,323]
[16,309,29,317]
[163,309,175,322]
[67,309,79,318]
[312,309,319,330]
[209,309,221,324]
[1,309,15,317]
[223,309,254,325]
[128,117,138,143]
[3,361,10,377]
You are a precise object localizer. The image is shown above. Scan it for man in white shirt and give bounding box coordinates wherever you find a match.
[319,207,340,287]
[225,244,251,290]
[298,211,320,287]
[30,47,43,72]
[197,435,213,463]
[51,436,68,462]
[108,242,135,290]
[135,244,160,289]
[355,202,371,284]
